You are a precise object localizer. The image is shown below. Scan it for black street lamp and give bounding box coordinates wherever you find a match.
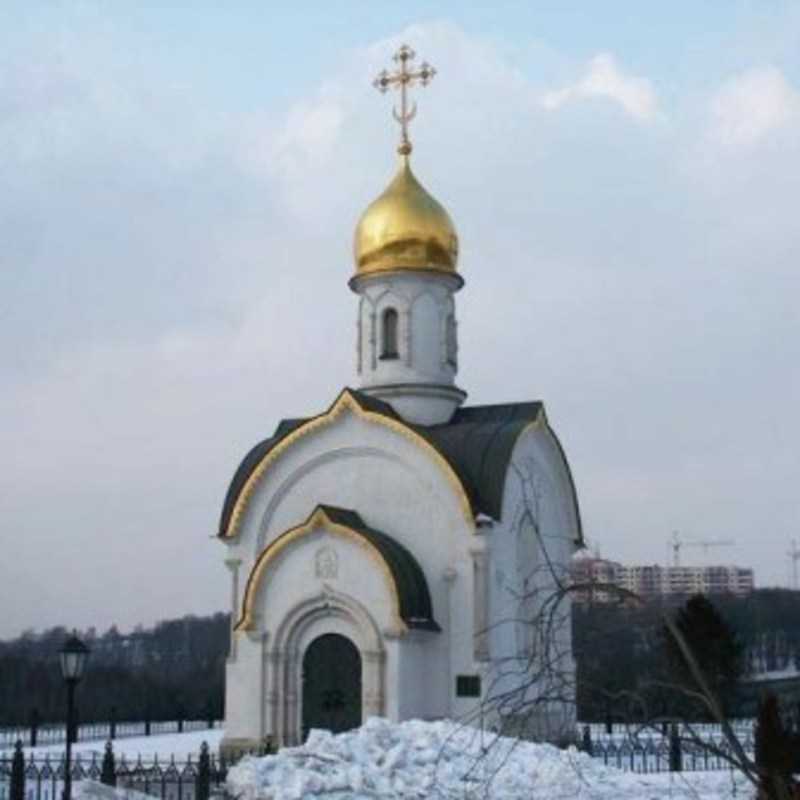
[59,632,90,800]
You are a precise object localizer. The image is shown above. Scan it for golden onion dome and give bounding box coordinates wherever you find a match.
[353,156,459,278]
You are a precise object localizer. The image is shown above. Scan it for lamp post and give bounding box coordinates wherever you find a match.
[59,632,90,800]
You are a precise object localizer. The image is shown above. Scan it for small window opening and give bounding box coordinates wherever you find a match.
[380,308,399,359]
[446,313,457,366]
[456,675,481,697]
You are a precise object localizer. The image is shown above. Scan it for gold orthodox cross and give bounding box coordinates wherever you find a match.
[373,44,436,156]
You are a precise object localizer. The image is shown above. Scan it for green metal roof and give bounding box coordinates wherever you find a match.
[218,388,582,544]
[313,505,440,631]
[415,402,545,521]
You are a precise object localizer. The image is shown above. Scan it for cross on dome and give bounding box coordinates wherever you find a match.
[355,45,457,280]
[372,44,436,156]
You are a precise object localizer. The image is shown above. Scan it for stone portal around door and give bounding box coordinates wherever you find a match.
[266,589,385,746]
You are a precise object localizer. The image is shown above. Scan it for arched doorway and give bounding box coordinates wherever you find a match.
[301,633,362,739]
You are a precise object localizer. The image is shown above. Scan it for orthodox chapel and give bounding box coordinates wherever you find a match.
[217,46,582,753]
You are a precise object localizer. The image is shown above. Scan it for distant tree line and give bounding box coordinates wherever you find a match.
[2,589,799,726]
[0,614,229,726]
[575,588,800,722]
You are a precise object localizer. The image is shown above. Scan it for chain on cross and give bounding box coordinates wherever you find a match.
[373,44,436,156]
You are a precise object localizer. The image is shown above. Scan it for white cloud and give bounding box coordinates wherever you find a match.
[2,18,799,636]
[239,95,345,177]
[708,66,800,151]
[542,53,659,123]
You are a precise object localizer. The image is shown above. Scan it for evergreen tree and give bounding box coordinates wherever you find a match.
[754,692,797,800]
[662,594,742,717]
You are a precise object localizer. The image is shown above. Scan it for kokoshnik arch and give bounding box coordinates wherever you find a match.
[216,45,583,751]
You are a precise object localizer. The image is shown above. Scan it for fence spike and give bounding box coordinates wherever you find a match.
[10,740,25,800]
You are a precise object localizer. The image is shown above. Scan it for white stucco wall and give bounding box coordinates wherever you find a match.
[353,272,465,424]
[220,397,479,748]
[483,421,580,739]
[220,395,580,750]
[356,273,459,387]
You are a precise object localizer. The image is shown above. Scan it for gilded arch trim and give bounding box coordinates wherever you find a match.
[220,389,474,539]
[234,505,440,634]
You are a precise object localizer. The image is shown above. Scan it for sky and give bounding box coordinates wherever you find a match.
[2,1,799,638]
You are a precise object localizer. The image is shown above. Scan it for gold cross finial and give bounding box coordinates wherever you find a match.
[373,44,436,157]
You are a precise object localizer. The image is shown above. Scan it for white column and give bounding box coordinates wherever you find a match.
[403,307,412,366]
[442,566,458,715]
[362,649,386,718]
[369,310,377,371]
[265,648,281,744]
[470,545,490,662]
[258,632,269,741]
[285,648,300,745]
[225,558,242,660]
[356,314,362,375]
[274,648,288,746]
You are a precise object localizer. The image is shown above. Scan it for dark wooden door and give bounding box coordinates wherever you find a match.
[302,633,362,739]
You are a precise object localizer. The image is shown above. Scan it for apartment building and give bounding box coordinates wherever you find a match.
[571,553,754,603]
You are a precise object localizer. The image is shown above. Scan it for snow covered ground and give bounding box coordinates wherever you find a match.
[9,719,756,799]
[11,728,223,760]
[75,782,155,800]
[228,718,753,800]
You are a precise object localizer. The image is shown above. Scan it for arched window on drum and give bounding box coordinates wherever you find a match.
[380,308,399,359]
[446,313,457,367]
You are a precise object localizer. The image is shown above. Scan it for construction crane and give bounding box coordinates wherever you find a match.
[670,531,735,567]
[788,540,800,589]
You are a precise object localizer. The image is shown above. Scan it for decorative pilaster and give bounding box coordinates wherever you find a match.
[266,648,282,742]
[285,649,299,745]
[225,558,242,660]
[362,650,386,717]
[356,313,362,374]
[442,566,457,714]
[276,648,290,745]
[258,632,270,739]
[403,307,412,366]
[369,311,377,371]
[470,546,490,662]
[439,306,448,368]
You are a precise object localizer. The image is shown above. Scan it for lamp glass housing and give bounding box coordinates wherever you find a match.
[59,635,90,682]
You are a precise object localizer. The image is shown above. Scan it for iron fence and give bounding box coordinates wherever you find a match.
[0,722,761,800]
[0,745,229,800]
[580,727,756,773]
[577,719,755,740]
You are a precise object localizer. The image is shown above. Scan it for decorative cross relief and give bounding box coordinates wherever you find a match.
[314,546,339,579]
[373,44,436,156]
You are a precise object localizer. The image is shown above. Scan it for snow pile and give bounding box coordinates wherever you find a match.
[227,717,750,799]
